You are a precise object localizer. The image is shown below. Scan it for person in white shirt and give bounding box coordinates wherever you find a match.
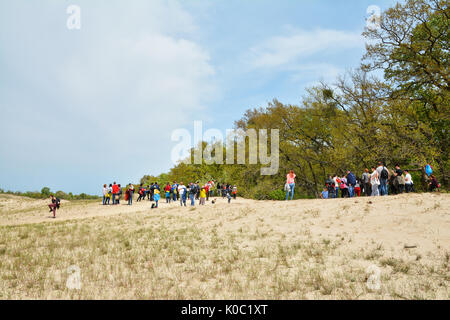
[404,170,414,193]
[333,175,340,198]
[370,167,380,196]
[178,183,187,207]
[102,184,108,205]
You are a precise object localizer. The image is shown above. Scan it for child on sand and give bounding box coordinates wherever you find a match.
[222,186,232,204]
[429,175,440,192]
[199,187,206,205]
[153,189,160,208]
[320,188,329,199]
[232,185,237,200]
[340,177,348,198]
[354,180,361,197]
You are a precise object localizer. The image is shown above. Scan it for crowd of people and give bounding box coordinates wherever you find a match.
[47,163,441,218]
[284,162,441,200]
[101,181,238,208]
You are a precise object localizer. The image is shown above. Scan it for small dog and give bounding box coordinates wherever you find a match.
[211,199,216,204]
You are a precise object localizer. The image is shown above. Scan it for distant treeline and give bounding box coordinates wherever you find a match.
[0,187,100,200]
[141,0,449,200]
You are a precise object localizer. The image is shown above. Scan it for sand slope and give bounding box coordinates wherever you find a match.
[0,193,448,299]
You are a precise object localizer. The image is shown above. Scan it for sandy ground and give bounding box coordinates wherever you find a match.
[0,193,448,299]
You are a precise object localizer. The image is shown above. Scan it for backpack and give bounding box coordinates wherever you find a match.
[381,168,389,180]
[55,198,61,209]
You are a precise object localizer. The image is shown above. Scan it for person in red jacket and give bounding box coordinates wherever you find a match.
[112,182,119,205]
[205,184,210,201]
[164,183,172,203]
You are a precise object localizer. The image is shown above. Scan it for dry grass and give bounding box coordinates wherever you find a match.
[0,193,449,299]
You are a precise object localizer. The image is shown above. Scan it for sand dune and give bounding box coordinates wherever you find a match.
[0,193,448,299]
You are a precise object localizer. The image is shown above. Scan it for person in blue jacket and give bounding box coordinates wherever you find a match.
[346,171,357,198]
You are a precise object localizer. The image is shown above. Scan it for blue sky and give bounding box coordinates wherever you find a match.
[0,0,397,195]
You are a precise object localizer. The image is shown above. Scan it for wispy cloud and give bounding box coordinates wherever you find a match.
[247,28,364,69]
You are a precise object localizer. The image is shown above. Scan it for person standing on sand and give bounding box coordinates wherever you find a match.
[199,187,206,205]
[205,183,210,202]
[333,175,340,199]
[209,181,214,198]
[222,186,232,203]
[217,183,222,197]
[325,176,334,199]
[429,175,440,192]
[340,176,348,198]
[153,189,160,208]
[164,183,171,204]
[195,182,201,200]
[136,184,144,202]
[370,167,380,196]
[127,183,134,205]
[320,188,329,199]
[102,184,108,205]
[48,195,61,218]
[106,184,113,205]
[394,165,405,194]
[112,182,119,205]
[149,183,154,201]
[286,170,296,201]
[172,182,178,202]
[354,180,361,197]
[404,170,414,193]
[376,162,390,196]
[189,183,196,206]
[346,171,356,198]
[361,169,371,197]
[232,185,237,200]
[222,184,227,199]
[116,184,122,204]
[178,182,187,207]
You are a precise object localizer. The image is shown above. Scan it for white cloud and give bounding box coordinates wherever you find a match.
[247,28,364,69]
[0,0,218,193]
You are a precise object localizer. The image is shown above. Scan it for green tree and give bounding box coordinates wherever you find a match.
[41,187,51,197]
[363,0,449,186]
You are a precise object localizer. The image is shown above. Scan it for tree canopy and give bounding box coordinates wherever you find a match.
[141,0,448,199]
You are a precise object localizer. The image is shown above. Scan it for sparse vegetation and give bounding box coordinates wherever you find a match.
[0,192,448,299]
